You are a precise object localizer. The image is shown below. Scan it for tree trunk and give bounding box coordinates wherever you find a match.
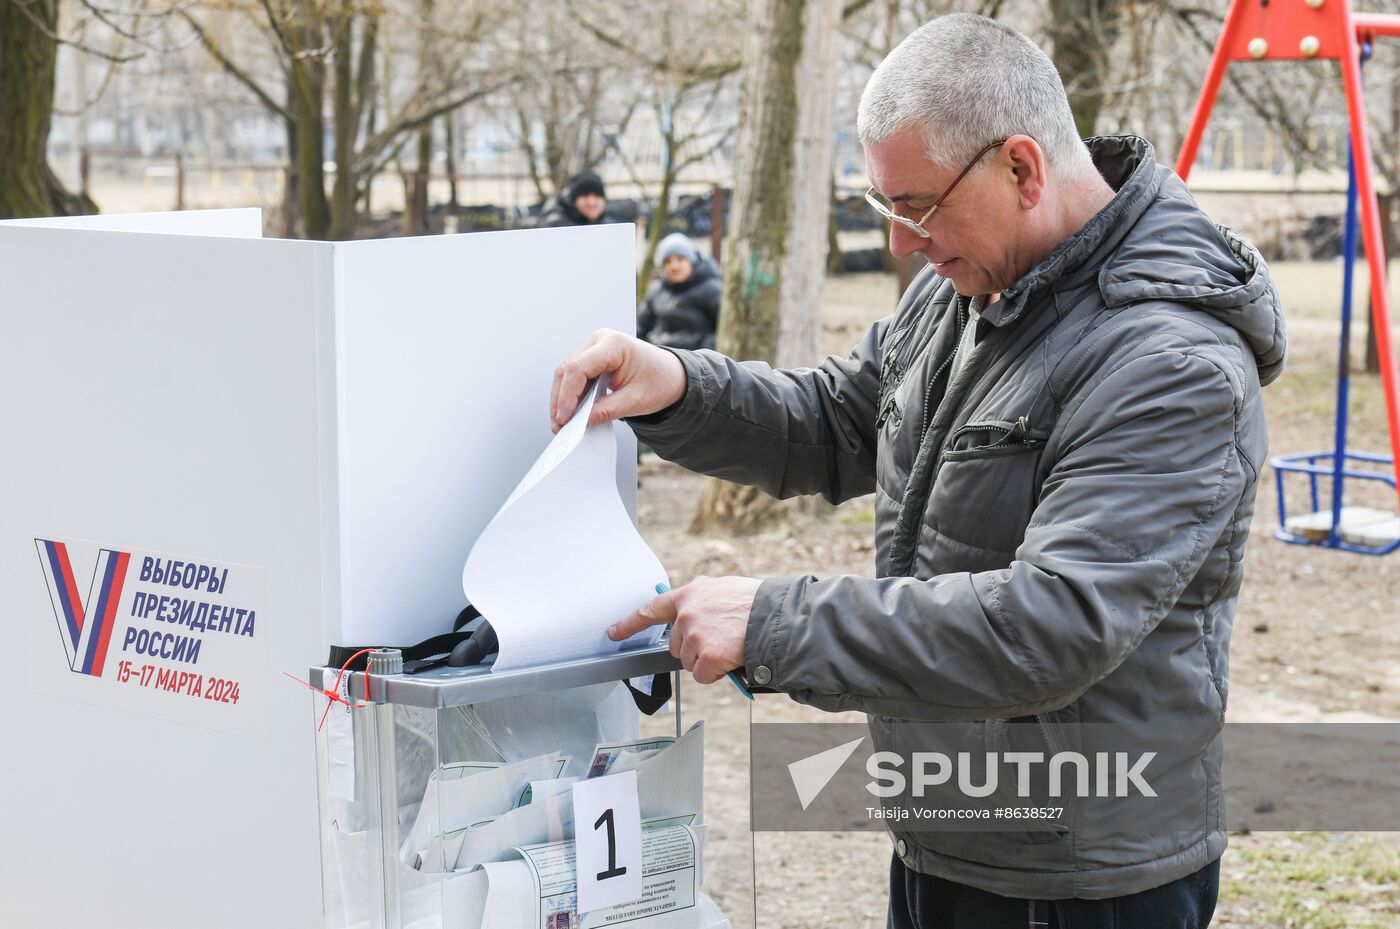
[445,110,460,219]
[638,170,675,302]
[282,92,301,237]
[0,0,96,218]
[709,186,728,264]
[827,180,843,275]
[406,123,431,235]
[691,0,841,534]
[774,0,840,368]
[291,60,329,238]
[712,1,801,364]
[638,104,680,302]
[290,0,329,239]
[329,5,357,240]
[1366,194,1394,375]
[358,76,380,216]
[405,0,436,236]
[690,481,788,535]
[544,91,567,192]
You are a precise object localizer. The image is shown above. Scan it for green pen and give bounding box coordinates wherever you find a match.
[655,582,753,700]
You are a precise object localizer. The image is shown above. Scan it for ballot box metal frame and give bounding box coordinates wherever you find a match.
[314,645,702,929]
[347,645,681,709]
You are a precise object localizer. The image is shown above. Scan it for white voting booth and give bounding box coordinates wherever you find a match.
[0,211,743,928]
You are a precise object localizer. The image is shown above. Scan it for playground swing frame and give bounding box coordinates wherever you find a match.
[1176,0,1400,555]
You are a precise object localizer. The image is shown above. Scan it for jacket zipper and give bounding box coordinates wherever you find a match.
[949,415,1035,450]
[887,307,981,577]
[920,306,965,440]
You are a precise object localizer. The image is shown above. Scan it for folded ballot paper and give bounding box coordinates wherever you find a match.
[400,753,568,871]
[462,377,669,673]
[323,724,721,929]
[430,724,726,929]
[451,818,731,929]
[409,723,703,875]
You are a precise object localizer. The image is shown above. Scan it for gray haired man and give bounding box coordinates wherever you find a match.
[552,13,1284,928]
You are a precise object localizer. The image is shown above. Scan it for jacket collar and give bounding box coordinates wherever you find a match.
[980,135,1160,328]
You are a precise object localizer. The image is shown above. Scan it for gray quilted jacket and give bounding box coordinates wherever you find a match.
[631,136,1286,899]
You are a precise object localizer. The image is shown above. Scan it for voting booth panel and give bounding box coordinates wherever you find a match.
[0,212,642,929]
[330,232,640,647]
[0,205,266,236]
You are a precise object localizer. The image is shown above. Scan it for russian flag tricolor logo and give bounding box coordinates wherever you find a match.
[35,540,131,677]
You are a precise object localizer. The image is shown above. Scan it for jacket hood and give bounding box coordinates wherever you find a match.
[991,136,1286,386]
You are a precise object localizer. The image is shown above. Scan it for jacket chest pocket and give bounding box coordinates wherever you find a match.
[929,419,1049,557]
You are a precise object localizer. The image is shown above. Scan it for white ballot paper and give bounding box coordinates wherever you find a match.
[525,818,701,928]
[454,722,704,874]
[463,377,669,673]
[587,736,677,779]
[403,753,567,871]
[461,818,706,929]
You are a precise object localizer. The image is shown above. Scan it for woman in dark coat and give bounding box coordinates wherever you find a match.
[638,233,722,350]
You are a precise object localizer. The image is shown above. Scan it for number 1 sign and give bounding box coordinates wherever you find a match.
[572,770,644,913]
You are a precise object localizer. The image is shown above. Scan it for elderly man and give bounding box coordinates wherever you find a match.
[552,13,1284,928]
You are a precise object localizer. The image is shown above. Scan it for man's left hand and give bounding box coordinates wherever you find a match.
[609,576,762,685]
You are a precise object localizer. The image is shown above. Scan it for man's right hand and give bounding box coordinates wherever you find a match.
[550,329,688,432]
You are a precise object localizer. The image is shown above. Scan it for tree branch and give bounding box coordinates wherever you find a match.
[676,126,736,172]
[353,75,521,179]
[257,0,298,61]
[180,9,290,121]
[53,45,125,116]
[9,0,146,61]
[76,0,199,49]
[841,0,875,21]
[568,6,739,82]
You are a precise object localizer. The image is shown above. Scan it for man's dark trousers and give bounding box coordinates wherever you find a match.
[888,855,1219,929]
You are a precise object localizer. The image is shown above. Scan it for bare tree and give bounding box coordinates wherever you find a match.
[570,1,743,296]
[182,0,337,236]
[493,4,635,203]
[1046,0,1126,136]
[0,0,143,217]
[630,81,737,298]
[183,0,513,238]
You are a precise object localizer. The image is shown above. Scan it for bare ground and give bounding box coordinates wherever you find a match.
[637,264,1400,928]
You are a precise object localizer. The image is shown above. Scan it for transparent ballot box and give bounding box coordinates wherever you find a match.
[312,646,753,929]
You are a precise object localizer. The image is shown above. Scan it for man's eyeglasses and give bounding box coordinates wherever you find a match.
[864,139,1008,239]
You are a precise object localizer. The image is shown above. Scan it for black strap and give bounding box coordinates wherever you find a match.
[624,671,673,715]
[452,604,483,632]
[327,630,474,673]
[326,605,679,715]
[327,606,485,673]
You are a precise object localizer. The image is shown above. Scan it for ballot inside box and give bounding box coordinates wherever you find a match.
[312,646,749,929]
